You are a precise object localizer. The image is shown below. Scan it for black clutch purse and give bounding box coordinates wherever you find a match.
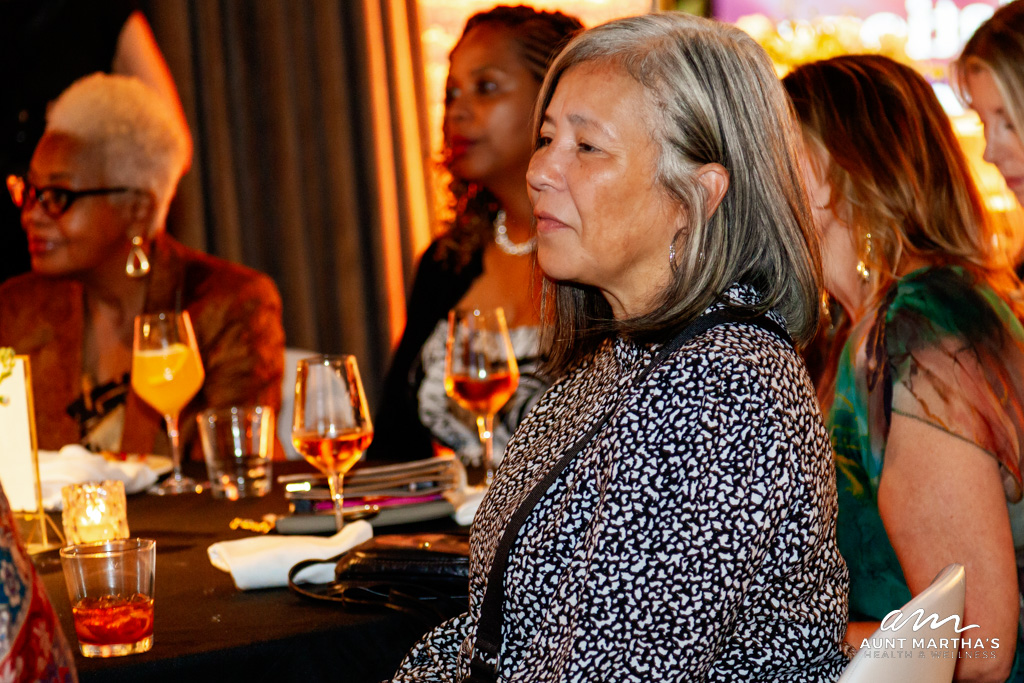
[288,533,470,627]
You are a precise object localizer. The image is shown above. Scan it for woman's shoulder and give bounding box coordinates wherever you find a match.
[890,265,1005,316]
[675,307,803,379]
[0,270,76,305]
[162,235,281,302]
[415,235,484,278]
[885,265,1023,351]
[0,272,79,332]
[639,307,817,433]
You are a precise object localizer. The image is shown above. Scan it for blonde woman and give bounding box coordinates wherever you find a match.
[785,55,1024,682]
[955,0,1024,278]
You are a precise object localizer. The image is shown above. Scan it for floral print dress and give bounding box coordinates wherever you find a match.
[829,265,1024,680]
[0,483,76,682]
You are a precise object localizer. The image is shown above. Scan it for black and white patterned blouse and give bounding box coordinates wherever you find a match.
[393,286,850,682]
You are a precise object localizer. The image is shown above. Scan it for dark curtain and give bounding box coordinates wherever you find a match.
[139,0,434,406]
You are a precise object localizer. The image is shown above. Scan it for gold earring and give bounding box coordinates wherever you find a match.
[855,232,872,282]
[126,235,150,278]
[669,241,677,267]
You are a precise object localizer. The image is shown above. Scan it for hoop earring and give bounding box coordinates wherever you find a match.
[669,241,677,268]
[125,235,150,278]
[855,232,872,282]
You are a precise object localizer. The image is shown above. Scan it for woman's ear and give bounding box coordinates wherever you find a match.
[697,163,729,220]
[125,191,157,233]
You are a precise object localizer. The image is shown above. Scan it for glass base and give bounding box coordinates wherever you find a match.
[148,476,200,495]
[80,635,153,658]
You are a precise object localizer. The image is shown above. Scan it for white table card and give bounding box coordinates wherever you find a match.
[0,352,42,512]
[0,352,60,552]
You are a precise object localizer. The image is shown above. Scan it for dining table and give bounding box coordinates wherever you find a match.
[31,460,464,683]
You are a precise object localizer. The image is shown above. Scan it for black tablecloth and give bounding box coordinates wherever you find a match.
[32,461,460,683]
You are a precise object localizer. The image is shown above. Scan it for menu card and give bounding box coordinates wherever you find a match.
[0,353,43,512]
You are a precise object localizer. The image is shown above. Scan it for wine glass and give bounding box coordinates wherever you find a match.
[132,311,205,495]
[444,307,519,489]
[291,355,374,532]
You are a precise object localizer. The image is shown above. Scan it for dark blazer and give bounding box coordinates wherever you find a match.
[0,232,284,458]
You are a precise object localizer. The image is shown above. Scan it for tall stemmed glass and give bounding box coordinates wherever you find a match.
[132,311,205,495]
[444,307,519,489]
[291,355,374,532]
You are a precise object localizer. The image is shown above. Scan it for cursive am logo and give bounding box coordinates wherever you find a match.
[860,609,999,655]
[879,608,980,635]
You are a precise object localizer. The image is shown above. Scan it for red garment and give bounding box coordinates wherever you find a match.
[0,483,76,682]
[0,233,284,459]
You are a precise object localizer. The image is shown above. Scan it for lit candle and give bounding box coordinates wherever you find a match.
[61,481,130,546]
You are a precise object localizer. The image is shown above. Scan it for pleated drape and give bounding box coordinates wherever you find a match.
[141,0,434,405]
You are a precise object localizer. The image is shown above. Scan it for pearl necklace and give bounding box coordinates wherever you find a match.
[493,210,536,256]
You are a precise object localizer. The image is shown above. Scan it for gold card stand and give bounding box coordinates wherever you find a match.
[18,512,64,555]
[0,354,63,553]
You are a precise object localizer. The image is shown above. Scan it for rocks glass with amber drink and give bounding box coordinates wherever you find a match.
[444,307,519,488]
[291,355,373,532]
[132,311,205,495]
[59,539,156,657]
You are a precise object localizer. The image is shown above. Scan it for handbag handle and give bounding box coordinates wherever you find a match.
[467,309,790,683]
[287,553,347,602]
[287,553,469,627]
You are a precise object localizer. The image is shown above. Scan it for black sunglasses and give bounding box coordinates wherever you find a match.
[6,175,137,219]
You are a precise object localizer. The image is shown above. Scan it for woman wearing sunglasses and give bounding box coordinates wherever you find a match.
[0,72,284,459]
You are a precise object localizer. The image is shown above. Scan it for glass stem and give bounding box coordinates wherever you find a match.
[476,414,495,487]
[326,470,345,532]
[165,413,184,482]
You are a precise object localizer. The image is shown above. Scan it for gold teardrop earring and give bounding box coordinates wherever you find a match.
[125,235,151,278]
[855,232,872,282]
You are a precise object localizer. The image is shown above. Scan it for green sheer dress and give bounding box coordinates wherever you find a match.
[829,265,1024,680]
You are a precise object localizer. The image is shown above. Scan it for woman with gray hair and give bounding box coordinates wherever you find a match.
[393,12,848,682]
[0,73,284,463]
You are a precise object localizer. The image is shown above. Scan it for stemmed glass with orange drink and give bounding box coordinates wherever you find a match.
[444,307,519,489]
[291,355,374,532]
[132,311,205,495]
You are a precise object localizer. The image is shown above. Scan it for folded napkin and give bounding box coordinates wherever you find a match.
[445,488,486,527]
[39,445,162,510]
[207,520,373,590]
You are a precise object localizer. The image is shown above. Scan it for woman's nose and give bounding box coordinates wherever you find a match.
[983,133,998,166]
[20,196,49,230]
[983,125,1008,167]
[527,146,559,193]
[445,94,472,124]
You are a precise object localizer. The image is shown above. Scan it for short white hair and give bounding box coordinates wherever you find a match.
[46,73,189,220]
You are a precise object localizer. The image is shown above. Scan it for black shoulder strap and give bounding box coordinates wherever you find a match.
[466,309,789,682]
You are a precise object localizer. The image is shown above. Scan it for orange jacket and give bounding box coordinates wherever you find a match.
[0,233,284,459]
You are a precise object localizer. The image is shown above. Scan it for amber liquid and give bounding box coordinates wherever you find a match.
[73,594,154,646]
[131,343,204,417]
[446,371,518,415]
[292,430,372,475]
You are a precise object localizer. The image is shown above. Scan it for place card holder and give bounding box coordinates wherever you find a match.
[0,353,62,552]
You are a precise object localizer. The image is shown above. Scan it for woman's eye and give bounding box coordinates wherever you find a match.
[535,135,552,148]
[477,80,499,95]
[444,87,460,104]
[577,141,598,153]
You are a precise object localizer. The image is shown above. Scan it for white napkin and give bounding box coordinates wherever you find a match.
[207,520,373,591]
[445,488,486,527]
[39,445,162,510]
